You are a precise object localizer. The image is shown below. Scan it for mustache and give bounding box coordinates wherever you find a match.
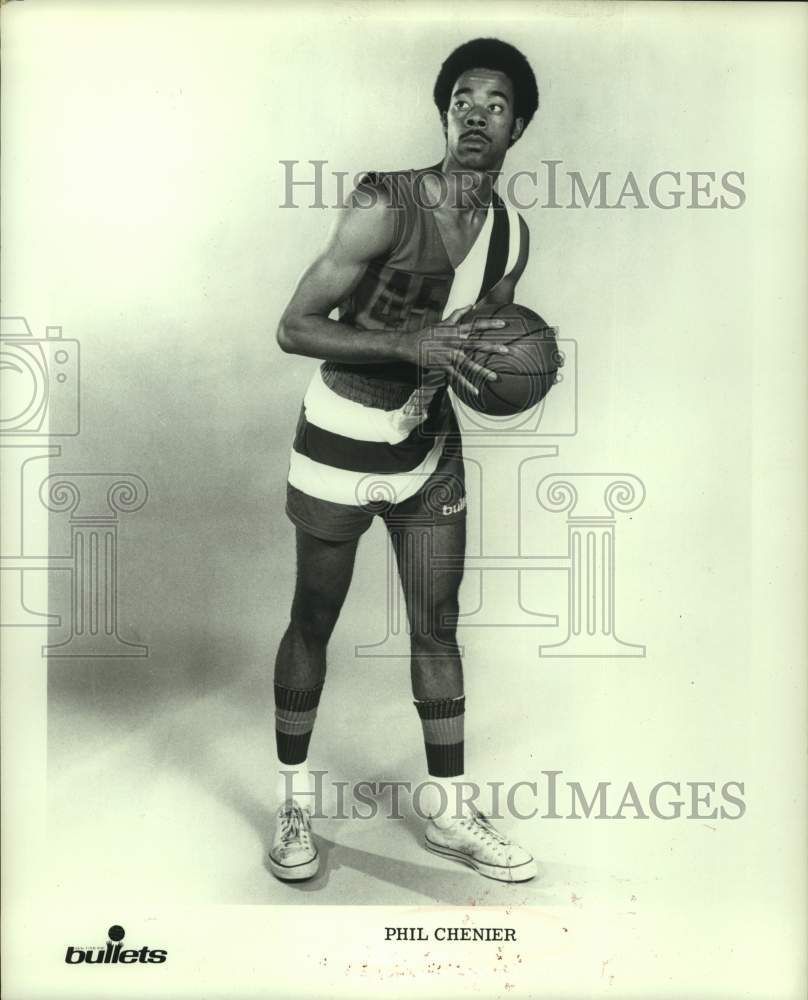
[460,129,490,143]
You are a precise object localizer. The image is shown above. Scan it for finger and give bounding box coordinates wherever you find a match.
[444,305,473,326]
[454,325,509,353]
[450,369,480,397]
[457,353,498,382]
[473,340,509,355]
[461,319,509,345]
[470,319,508,331]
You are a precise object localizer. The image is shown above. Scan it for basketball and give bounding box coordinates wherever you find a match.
[453,303,560,416]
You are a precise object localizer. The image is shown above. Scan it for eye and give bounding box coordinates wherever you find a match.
[489,103,504,114]
[452,99,469,111]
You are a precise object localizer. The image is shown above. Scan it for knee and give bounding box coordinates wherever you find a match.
[290,590,342,646]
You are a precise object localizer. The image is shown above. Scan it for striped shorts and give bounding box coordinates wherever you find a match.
[285,365,466,542]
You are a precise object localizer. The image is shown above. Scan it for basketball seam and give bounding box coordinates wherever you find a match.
[489,369,558,378]
[483,372,555,410]
[464,308,555,413]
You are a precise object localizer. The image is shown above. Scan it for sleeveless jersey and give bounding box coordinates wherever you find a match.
[287,166,526,508]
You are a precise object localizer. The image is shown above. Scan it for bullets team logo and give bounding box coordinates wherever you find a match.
[65,924,167,965]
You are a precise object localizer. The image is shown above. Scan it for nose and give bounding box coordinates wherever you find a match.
[464,106,487,130]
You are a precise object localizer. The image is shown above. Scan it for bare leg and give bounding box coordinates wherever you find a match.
[272,527,359,814]
[275,527,360,690]
[386,516,466,700]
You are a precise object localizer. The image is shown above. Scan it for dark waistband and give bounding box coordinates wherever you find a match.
[320,362,423,410]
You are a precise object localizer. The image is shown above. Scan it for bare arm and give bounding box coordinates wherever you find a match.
[277,190,410,364]
[276,186,511,395]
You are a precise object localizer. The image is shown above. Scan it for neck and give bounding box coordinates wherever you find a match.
[437,155,501,212]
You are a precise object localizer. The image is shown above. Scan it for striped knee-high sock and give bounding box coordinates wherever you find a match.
[275,682,323,765]
[414,695,465,777]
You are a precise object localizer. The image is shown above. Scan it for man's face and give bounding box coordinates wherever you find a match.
[444,67,524,170]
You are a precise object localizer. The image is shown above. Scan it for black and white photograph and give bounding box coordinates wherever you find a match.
[1,2,806,997]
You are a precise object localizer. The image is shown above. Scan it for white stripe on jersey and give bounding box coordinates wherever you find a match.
[288,434,446,506]
[503,201,521,278]
[303,367,438,444]
[440,206,494,317]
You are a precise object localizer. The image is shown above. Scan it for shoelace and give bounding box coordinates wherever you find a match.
[279,805,310,846]
[464,806,511,849]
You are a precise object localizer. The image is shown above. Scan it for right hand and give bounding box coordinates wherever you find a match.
[401,306,510,398]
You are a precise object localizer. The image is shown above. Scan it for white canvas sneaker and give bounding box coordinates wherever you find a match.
[424,804,538,882]
[268,801,319,881]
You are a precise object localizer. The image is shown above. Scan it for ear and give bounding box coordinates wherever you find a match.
[510,116,525,144]
[440,110,448,137]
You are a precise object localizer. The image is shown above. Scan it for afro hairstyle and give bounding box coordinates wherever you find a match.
[433,38,539,129]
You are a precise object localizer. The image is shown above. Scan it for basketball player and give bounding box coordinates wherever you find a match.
[270,38,539,883]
